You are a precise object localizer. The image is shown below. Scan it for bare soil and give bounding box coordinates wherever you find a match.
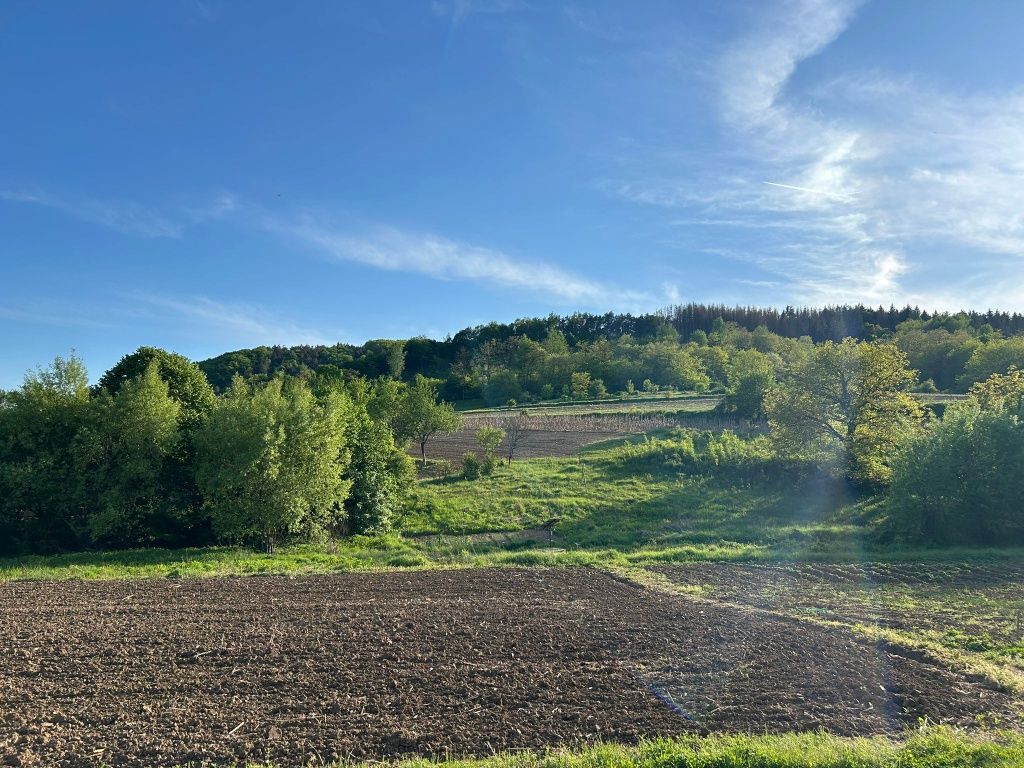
[0,568,1019,767]
[422,429,626,461]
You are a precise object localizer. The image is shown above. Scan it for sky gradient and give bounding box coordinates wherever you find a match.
[3,0,1024,387]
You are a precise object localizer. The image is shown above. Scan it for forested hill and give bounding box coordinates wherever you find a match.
[197,303,1024,398]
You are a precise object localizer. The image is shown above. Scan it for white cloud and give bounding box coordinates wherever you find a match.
[131,295,333,347]
[267,216,676,311]
[613,0,1024,310]
[0,189,236,238]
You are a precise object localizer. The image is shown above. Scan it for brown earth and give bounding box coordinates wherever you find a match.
[421,429,626,462]
[0,568,1019,767]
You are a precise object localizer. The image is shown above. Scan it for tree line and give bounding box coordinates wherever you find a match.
[0,348,465,555]
[198,309,1024,404]
[3,324,1023,554]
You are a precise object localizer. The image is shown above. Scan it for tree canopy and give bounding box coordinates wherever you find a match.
[764,340,923,484]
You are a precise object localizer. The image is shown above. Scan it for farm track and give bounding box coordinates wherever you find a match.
[0,568,1019,767]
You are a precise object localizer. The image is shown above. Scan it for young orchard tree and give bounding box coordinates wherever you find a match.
[475,426,506,459]
[764,339,923,484]
[193,377,352,552]
[475,425,506,474]
[396,375,461,467]
[498,410,530,465]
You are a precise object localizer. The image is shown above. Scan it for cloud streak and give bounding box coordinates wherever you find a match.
[0,189,236,238]
[131,294,333,347]
[266,215,676,311]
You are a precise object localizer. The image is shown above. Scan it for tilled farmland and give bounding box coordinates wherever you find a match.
[0,568,1019,767]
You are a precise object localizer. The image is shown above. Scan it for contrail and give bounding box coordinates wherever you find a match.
[763,181,853,201]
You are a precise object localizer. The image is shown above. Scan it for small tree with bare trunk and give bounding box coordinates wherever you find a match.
[499,409,530,465]
[396,375,461,467]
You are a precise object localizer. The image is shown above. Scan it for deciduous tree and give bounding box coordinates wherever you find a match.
[193,377,351,551]
[764,340,922,484]
[396,375,461,467]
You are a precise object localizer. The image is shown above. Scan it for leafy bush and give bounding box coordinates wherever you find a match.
[614,429,780,478]
[884,371,1024,545]
[462,452,482,480]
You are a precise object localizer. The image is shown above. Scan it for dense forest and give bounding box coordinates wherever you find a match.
[199,304,1024,403]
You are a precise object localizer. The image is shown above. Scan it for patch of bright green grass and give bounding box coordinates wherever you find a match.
[404,443,860,558]
[0,535,426,582]
[241,728,1024,768]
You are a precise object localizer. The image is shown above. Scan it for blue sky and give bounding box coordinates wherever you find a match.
[3,0,1024,387]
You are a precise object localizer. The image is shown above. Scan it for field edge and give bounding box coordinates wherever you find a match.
[239,728,1024,768]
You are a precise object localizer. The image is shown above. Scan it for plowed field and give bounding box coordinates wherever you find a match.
[0,568,1018,767]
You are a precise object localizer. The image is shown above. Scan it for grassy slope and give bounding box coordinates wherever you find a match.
[5,435,1024,579]
[405,441,858,554]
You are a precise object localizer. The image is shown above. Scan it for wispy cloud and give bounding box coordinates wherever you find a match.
[1,182,679,312]
[129,294,334,347]
[266,215,675,311]
[0,189,236,238]
[0,302,113,330]
[610,0,1024,309]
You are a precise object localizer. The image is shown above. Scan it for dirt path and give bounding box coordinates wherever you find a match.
[0,568,1018,767]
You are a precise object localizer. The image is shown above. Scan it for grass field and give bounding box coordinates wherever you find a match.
[247,729,1024,768]
[406,435,861,554]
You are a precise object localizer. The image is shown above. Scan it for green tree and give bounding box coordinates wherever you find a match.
[396,375,461,467]
[542,328,570,355]
[366,377,404,429]
[0,354,92,552]
[98,347,215,428]
[569,371,592,399]
[344,405,413,534]
[723,349,776,418]
[886,399,1024,545]
[482,370,523,406]
[958,336,1024,390]
[764,340,923,484]
[475,425,506,458]
[193,377,352,551]
[99,347,215,535]
[79,362,183,547]
[969,366,1024,413]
